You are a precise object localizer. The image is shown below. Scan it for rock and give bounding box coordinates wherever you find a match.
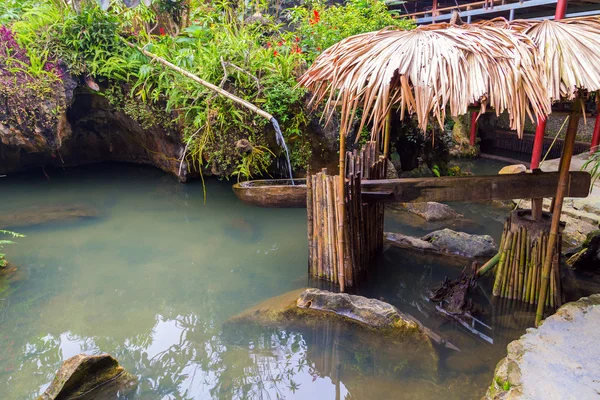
[486,294,600,400]
[398,162,435,178]
[224,289,444,386]
[0,204,100,229]
[422,229,497,258]
[39,353,137,400]
[1,78,195,181]
[498,164,527,174]
[397,202,463,222]
[227,288,456,351]
[566,230,600,270]
[385,232,437,252]
[449,115,479,157]
[385,230,497,259]
[297,288,422,331]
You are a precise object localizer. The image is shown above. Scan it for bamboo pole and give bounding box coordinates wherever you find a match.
[477,253,500,276]
[338,133,346,292]
[383,110,392,160]
[535,97,583,326]
[307,169,314,275]
[125,41,274,121]
[493,231,512,296]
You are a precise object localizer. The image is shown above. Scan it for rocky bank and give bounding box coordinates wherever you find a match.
[486,294,600,400]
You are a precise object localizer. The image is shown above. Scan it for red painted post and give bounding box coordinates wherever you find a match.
[470,111,477,147]
[555,0,567,20]
[592,103,600,153]
[531,116,547,170]
[530,0,567,168]
[432,0,438,21]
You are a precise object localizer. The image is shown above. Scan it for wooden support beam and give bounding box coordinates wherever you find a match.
[361,171,591,203]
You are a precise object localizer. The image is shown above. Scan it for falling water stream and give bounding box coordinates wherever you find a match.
[271,117,295,185]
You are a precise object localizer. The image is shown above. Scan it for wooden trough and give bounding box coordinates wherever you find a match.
[233,179,307,208]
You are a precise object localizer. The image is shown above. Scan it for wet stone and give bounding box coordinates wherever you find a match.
[39,353,137,400]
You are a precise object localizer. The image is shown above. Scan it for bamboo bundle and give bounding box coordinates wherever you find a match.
[490,210,562,308]
[307,142,385,288]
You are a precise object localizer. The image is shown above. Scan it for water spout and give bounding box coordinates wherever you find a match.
[270,117,294,185]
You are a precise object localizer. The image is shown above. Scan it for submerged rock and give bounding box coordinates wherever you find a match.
[0,204,99,229]
[486,294,600,400]
[385,229,497,259]
[39,353,137,400]
[226,289,456,353]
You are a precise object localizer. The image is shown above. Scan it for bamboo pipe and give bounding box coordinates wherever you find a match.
[477,253,500,276]
[124,40,274,122]
[535,97,584,326]
[338,133,346,292]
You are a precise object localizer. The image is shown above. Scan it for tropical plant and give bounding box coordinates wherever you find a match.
[583,148,600,187]
[0,230,24,267]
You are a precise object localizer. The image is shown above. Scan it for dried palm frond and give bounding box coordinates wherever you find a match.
[298,23,550,140]
[479,16,600,102]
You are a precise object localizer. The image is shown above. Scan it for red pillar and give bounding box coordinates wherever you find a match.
[555,0,567,19]
[530,1,567,168]
[531,116,547,170]
[592,103,600,153]
[470,111,477,147]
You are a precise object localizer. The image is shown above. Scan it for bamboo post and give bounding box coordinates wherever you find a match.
[535,97,583,326]
[337,132,346,292]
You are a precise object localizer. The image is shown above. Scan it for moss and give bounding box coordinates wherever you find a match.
[494,376,512,392]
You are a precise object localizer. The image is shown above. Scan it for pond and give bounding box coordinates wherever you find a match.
[0,162,554,399]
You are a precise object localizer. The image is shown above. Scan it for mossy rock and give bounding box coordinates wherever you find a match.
[39,354,137,400]
[224,289,453,379]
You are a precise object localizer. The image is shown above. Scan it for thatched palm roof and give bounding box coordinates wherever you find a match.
[298,22,552,140]
[481,16,600,102]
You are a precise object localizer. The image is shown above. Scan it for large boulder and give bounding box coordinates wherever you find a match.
[385,229,497,259]
[486,294,600,400]
[39,353,137,400]
[422,229,497,258]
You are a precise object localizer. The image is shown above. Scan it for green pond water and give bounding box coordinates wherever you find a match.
[0,161,556,399]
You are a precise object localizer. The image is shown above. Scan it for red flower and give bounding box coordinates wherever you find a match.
[267,42,272,48]
[273,50,278,56]
[317,47,321,51]
[294,36,300,43]
[309,9,321,25]
[278,41,283,46]
[159,27,165,36]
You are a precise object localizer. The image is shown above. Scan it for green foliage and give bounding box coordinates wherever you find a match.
[0,230,24,268]
[5,0,415,180]
[583,148,600,188]
[287,0,415,63]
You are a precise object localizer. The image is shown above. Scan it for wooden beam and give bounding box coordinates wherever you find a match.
[361,171,591,203]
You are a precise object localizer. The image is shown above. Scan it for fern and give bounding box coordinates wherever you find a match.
[0,230,24,268]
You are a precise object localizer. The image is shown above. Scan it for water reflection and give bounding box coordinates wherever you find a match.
[0,163,590,400]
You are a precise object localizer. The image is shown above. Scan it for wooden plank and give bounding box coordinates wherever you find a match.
[361,171,591,203]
